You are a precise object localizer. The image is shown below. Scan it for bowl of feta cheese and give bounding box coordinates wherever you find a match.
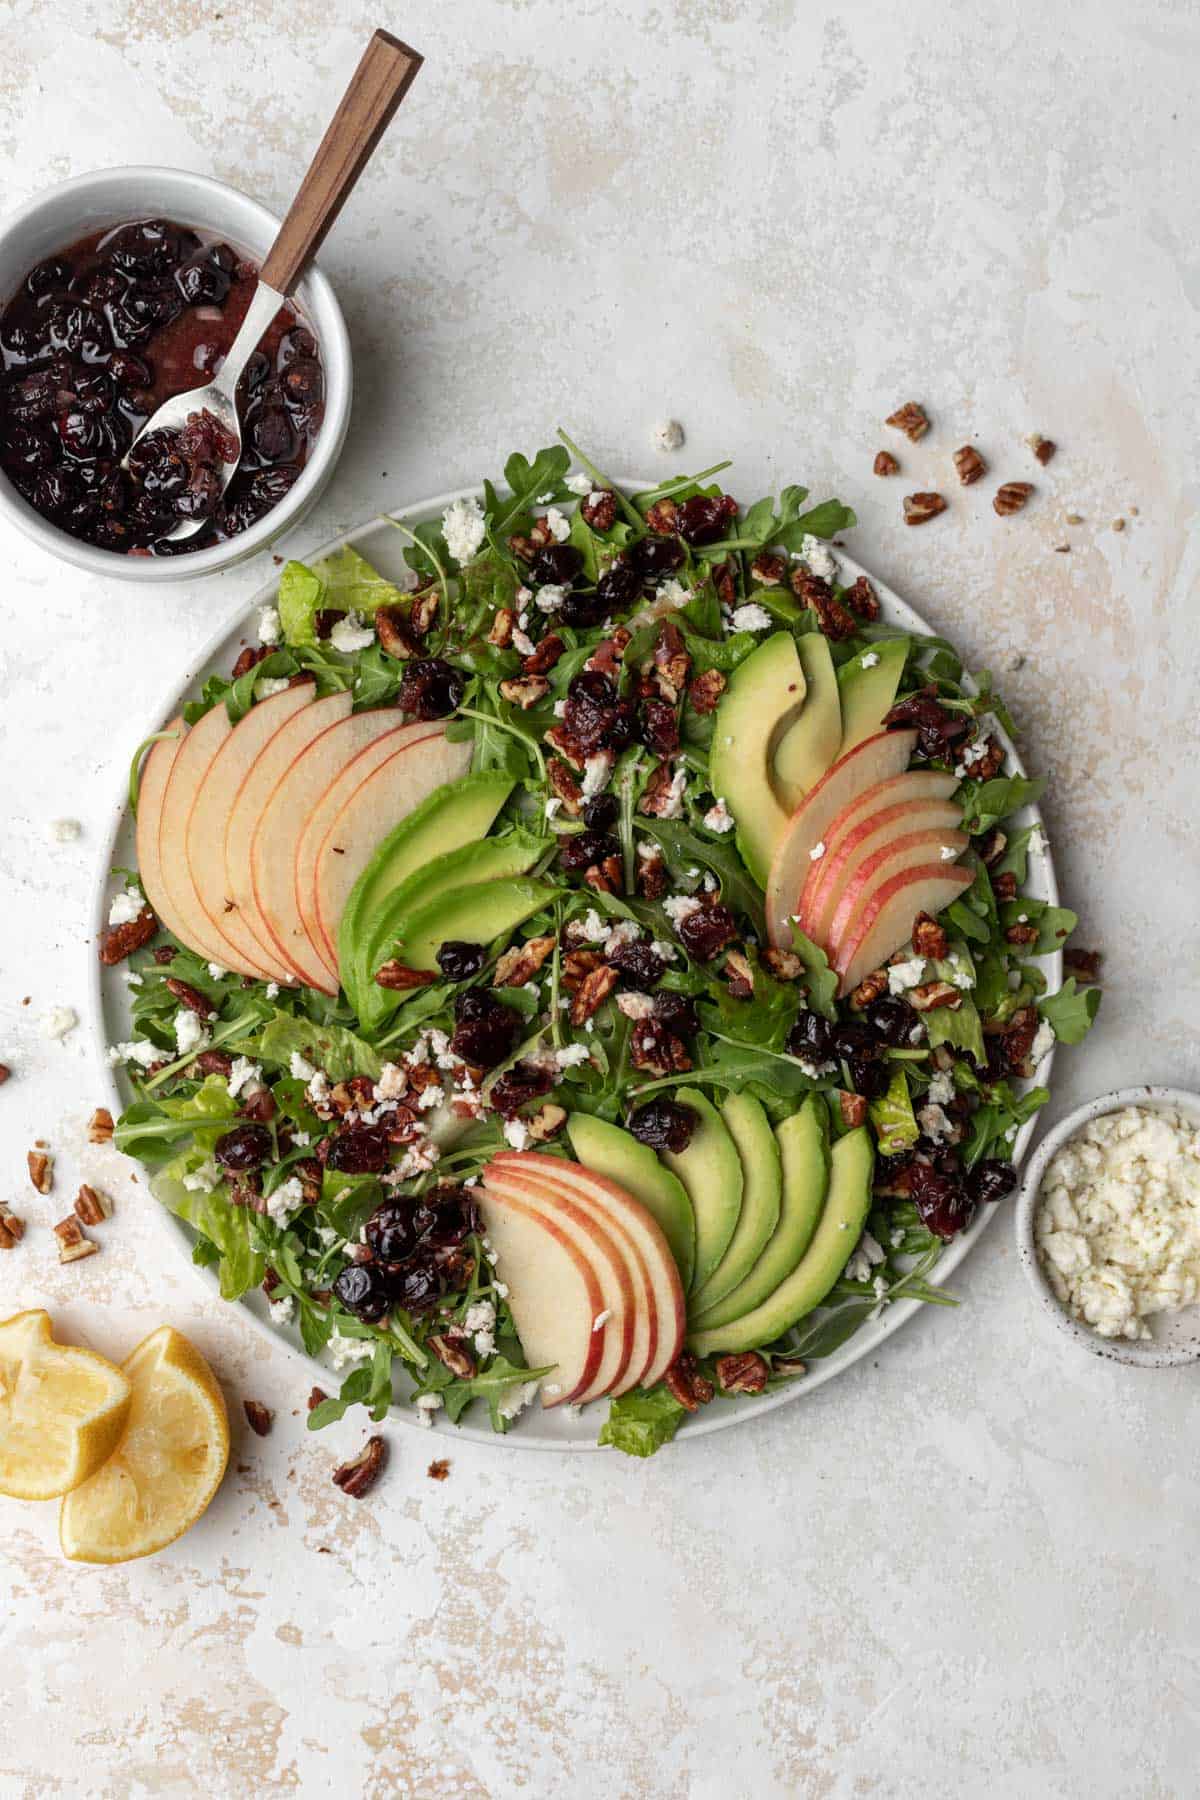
[1016,1088,1200,1365]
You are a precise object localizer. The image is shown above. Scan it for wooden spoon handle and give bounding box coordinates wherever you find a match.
[260,29,422,295]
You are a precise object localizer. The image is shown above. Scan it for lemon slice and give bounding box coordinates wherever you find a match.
[60,1325,229,1564]
[0,1310,133,1501]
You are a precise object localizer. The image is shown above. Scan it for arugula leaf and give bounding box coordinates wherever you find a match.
[775,497,857,551]
[598,1385,689,1457]
[959,774,1046,835]
[258,1011,382,1082]
[1038,979,1101,1044]
[640,818,766,938]
[114,1074,239,1164]
[491,445,571,534]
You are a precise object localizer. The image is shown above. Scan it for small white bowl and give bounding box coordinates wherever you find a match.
[1015,1085,1200,1367]
[0,165,352,581]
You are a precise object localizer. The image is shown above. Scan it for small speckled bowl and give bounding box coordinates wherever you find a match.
[1015,1086,1200,1367]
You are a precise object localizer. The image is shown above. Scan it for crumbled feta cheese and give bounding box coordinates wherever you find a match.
[555,1043,591,1070]
[917,1103,955,1146]
[226,1056,262,1099]
[545,507,570,543]
[535,583,568,613]
[654,419,685,452]
[543,797,563,825]
[289,1050,317,1081]
[844,1230,886,1283]
[442,494,486,564]
[592,1309,612,1332]
[182,1158,220,1192]
[108,889,143,927]
[503,1117,531,1151]
[50,818,80,842]
[656,767,688,819]
[799,534,838,581]
[809,840,826,862]
[616,992,656,1020]
[107,1036,158,1067]
[703,798,735,834]
[662,894,703,928]
[603,920,641,954]
[657,577,692,609]
[375,1061,408,1101]
[943,952,976,991]
[581,752,613,798]
[566,471,593,496]
[652,939,678,962]
[888,956,927,995]
[416,1082,445,1111]
[939,845,959,862]
[268,1295,295,1326]
[174,1009,209,1057]
[571,908,609,944]
[414,1392,444,1428]
[464,1299,497,1358]
[254,676,292,700]
[258,605,282,645]
[265,1175,306,1227]
[396,1138,441,1179]
[307,1071,331,1110]
[265,981,279,999]
[330,612,376,655]
[512,628,536,657]
[793,1052,837,1079]
[515,588,532,609]
[327,1329,374,1371]
[729,603,773,633]
[121,969,142,988]
[926,1070,955,1106]
[1030,1019,1056,1067]
[497,1379,539,1421]
[552,697,567,718]
[860,651,880,670]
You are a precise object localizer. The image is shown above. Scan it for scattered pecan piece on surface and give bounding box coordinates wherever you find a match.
[687,668,726,714]
[547,759,583,817]
[903,491,948,526]
[430,1335,476,1380]
[332,1434,388,1499]
[953,444,987,486]
[886,401,930,442]
[664,1351,715,1412]
[374,961,438,991]
[493,935,555,987]
[376,605,417,661]
[231,644,269,679]
[761,947,804,981]
[243,1399,273,1437]
[723,948,755,999]
[0,1063,10,1087]
[873,449,900,477]
[992,870,1018,902]
[528,515,555,549]
[54,1216,98,1263]
[715,1350,769,1395]
[791,569,857,639]
[499,675,549,710]
[165,976,215,1018]
[750,551,787,586]
[1064,947,1102,984]
[843,574,880,621]
[427,1458,451,1482]
[27,1149,52,1194]
[909,980,963,1012]
[994,481,1034,516]
[570,964,619,1026]
[507,532,537,562]
[99,904,158,965]
[523,632,565,676]
[581,488,617,531]
[1005,921,1040,947]
[307,1386,328,1412]
[74,1184,112,1225]
[849,969,889,1009]
[152,944,177,964]
[911,912,948,960]
[838,1091,869,1129]
[487,606,515,648]
[0,1211,24,1249]
[1028,434,1057,465]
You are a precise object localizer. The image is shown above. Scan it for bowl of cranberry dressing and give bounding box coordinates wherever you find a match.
[0,167,351,580]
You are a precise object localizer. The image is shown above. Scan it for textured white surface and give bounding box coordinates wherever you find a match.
[1,2,1198,1795]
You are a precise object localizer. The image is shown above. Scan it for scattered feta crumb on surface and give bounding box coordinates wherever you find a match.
[703,797,735,834]
[327,1329,374,1372]
[657,577,692,609]
[330,612,376,654]
[654,419,685,452]
[799,534,838,581]
[927,1070,955,1106]
[581,752,613,798]
[265,980,280,999]
[544,797,563,822]
[182,1157,219,1193]
[512,628,536,656]
[497,1379,539,1421]
[50,818,81,842]
[258,605,282,645]
[265,1175,306,1227]
[254,675,292,700]
[616,991,656,1020]
[1030,1019,1055,1066]
[268,1295,295,1326]
[592,1309,612,1332]
[729,603,773,633]
[442,494,486,564]
[566,471,593,496]
[108,889,143,927]
[918,1103,955,1146]
[414,1392,444,1427]
[503,1117,531,1151]
[939,845,958,861]
[207,962,228,980]
[555,1043,591,1070]
[108,1036,158,1067]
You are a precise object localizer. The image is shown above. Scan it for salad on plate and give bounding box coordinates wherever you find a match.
[101,432,1099,1455]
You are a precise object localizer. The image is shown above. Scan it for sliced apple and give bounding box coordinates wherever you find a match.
[828,828,969,956]
[312,731,474,966]
[250,712,426,991]
[801,793,963,946]
[134,718,191,951]
[475,1185,610,1407]
[765,729,918,946]
[833,864,974,996]
[186,683,316,985]
[156,701,265,974]
[292,722,442,987]
[797,767,960,934]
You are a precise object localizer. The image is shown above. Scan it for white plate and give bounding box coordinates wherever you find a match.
[91,480,1062,1451]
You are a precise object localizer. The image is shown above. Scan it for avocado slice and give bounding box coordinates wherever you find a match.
[837,638,908,758]
[566,1113,695,1289]
[773,632,843,812]
[391,877,560,974]
[688,1124,874,1355]
[338,772,514,1007]
[659,1087,743,1294]
[688,1096,829,1333]
[708,633,807,885]
[355,831,546,1028]
[687,1094,782,1318]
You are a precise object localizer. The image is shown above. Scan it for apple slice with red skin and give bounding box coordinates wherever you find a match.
[250,713,432,992]
[797,769,961,937]
[476,1185,607,1406]
[833,863,975,996]
[311,731,474,966]
[766,729,918,947]
[827,828,969,955]
[186,682,317,985]
[135,718,194,954]
[488,1150,685,1390]
[802,794,963,947]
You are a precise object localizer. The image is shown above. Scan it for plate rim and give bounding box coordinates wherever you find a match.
[89,477,1061,1452]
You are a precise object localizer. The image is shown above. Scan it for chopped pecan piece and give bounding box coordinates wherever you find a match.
[307,1386,329,1412]
[687,668,726,714]
[723,948,755,999]
[487,606,515,648]
[54,1216,98,1263]
[528,515,555,549]
[430,1334,476,1380]
[909,980,962,1012]
[527,1102,567,1143]
[652,621,691,701]
[629,1018,691,1077]
[750,551,787,586]
[714,1350,769,1395]
[0,1211,24,1249]
[152,945,176,964]
[507,533,537,562]
[427,1458,451,1481]
[638,761,681,817]
[570,964,619,1026]
[499,675,549,710]
[410,591,439,638]
[493,935,555,987]
[374,961,438,991]
[523,632,565,675]
[547,759,583,816]
[0,1063,9,1087]
[376,604,417,661]
[903,491,948,526]
[332,1434,387,1499]
[544,722,585,770]
[849,969,889,1009]
[791,569,857,639]
[976,828,1007,867]
[561,948,603,990]
[1064,947,1102,984]
[711,560,736,608]
[193,1049,233,1078]
[581,488,617,531]
[911,912,948,960]
[99,904,158,965]
[27,1149,52,1194]
[886,401,930,442]
[992,870,1018,902]
[1005,921,1040,947]
[74,1184,112,1225]
[644,497,679,535]
[838,1091,869,1129]
[664,1351,714,1412]
[231,644,269,679]
[584,854,622,896]
[165,976,215,1018]
[873,449,900,477]
[761,947,803,981]
[243,1399,273,1437]
[636,842,668,900]
[953,444,987,486]
[961,736,1005,781]
[994,481,1034,516]
[843,575,880,621]
[1028,434,1057,465]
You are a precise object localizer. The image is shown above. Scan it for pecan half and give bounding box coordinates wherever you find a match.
[644,497,679,535]
[487,606,515,648]
[243,1399,273,1437]
[903,491,948,526]
[994,481,1034,516]
[652,621,691,701]
[584,854,622,896]
[332,1434,387,1499]
[992,870,1018,902]
[750,551,787,586]
[0,1210,24,1249]
[74,1184,112,1225]
[886,401,930,442]
[911,912,948,960]
[165,976,215,1018]
[838,1091,869,1129]
[638,761,680,817]
[374,961,438,990]
[999,1005,1040,1077]
[570,964,619,1026]
[581,488,617,531]
[54,1216,98,1263]
[663,1351,714,1412]
[723,948,755,999]
[545,722,585,770]
[1005,921,1040,947]
[953,444,987,486]
[499,675,549,710]
[493,935,555,988]
[761,947,803,981]
[1028,434,1057,465]
[548,759,583,816]
[840,574,878,621]
[507,533,537,562]
[714,1350,769,1395]
[873,449,900,477]
[231,644,269,679]
[849,969,889,1009]
[523,632,565,676]
[99,904,158,965]
[376,604,417,661]
[791,569,856,639]
[909,980,962,1012]
[629,1018,691,1076]
[561,948,603,990]
[27,1149,52,1194]
[527,1102,567,1142]
[1064,947,1102,984]
[430,1334,476,1380]
[636,843,668,900]
[687,669,726,714]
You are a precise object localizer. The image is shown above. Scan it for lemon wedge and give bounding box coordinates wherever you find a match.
[60,1324,229,1564]
[0,1310,133,1501]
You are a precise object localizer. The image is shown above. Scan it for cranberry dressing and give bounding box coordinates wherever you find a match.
[0,217,324,554]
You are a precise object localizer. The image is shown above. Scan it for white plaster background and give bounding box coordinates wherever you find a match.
[0,0,1197,1794]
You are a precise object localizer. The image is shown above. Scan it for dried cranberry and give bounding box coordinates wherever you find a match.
[71,368,112,414]
[333,1262,391,1321]
[530,543,583,587]
[965,1159,1017,1205]
[30,467,79,516]
[608,941,664,989]
[46,300,109,361]
[560,590,607,629]
[597,560,644,609]
[27,256,71,297]
[640,698,679,756]
[787,1010,836,1060]
[326,1123,393,1174]
[6,369,59,423]
[278,325,318,366]
[55,408,101,458]
[174,467,221,520]
[219,465,300,536]
[240,349,271,394]
[246,402,295,464]
[831,1019,880,1058]
[628,1099,697,1153]
[1,422,55,472]
[412,1185,478,1248]
[677,903,737,962]
[865,996,918,1046]
[128,432,189,498]
[847,1053,888,1100]
[558,828,619,873]
[436,940,486,981]
[653,991,698,1037]
[107,351,153,391]
[174,255,232,307]
[0,303,52,364]
[630,536,685,579]
[450,990,520,1069]
[489,1061,556,1119]
[563,670,620,752]
[910,1160,974,1240]
[384,1258,441,1313]
[122,282,182,337]
[364,1198,420,1262]
[398,658,464,721]
[281,357,324,409]
[582,794,618,830]
[214,1122,272,1171]
[675,493,737,546]
[883,686,972,761]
